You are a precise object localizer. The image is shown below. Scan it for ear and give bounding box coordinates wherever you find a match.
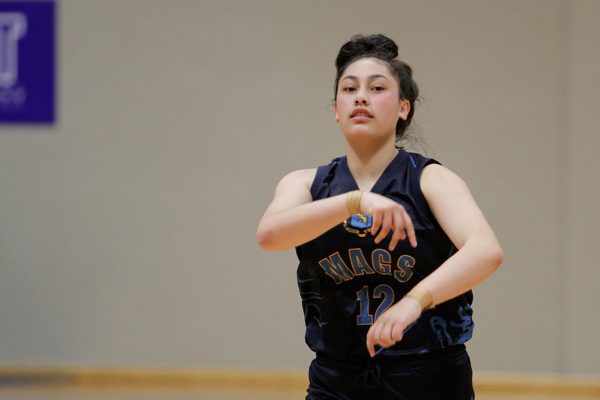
[398,99,410,121]
[334,103,340,123]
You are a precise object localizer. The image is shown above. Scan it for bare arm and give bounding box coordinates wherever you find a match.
[257,169,417,251]
[366,163,504,356]
[256,169,351,251]
[417,163,504,305]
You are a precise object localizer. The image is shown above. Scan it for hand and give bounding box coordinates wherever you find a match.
[360,192,417,250]
[366,296,422,357]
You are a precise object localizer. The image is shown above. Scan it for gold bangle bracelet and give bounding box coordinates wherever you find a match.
[346,190,362,215]
[405,286,434,311]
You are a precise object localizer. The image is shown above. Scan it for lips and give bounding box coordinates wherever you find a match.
[350,108,373,118]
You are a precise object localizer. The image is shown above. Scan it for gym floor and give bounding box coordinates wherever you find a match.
[1,387,599,400]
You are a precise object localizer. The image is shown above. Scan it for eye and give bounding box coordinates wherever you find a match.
[343,86,356,93]
[371,86,385,92]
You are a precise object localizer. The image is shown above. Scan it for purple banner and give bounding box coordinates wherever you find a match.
[0,0,55,124]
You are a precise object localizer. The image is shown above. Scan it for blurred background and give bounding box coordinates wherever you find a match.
[0,0,598,381]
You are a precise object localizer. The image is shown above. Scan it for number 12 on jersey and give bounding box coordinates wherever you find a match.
[356,284,395,325]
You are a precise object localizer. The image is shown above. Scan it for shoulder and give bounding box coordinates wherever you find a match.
[276,168,317,192]
[420,163,472,207]
[280,168,317,183]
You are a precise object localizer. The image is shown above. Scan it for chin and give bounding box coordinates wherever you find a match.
[345,125,375,136]
[345,127,393,144]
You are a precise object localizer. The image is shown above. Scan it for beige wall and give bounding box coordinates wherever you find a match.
[564,0,600,374]
[0,0,598,374]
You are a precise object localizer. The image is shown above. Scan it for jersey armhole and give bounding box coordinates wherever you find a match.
[309,159,340,200]
[309,166,328,200]
[413,157,442,228]
[415,157,441,199]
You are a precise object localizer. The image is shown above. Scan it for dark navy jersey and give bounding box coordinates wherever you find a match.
[295,149,474,359]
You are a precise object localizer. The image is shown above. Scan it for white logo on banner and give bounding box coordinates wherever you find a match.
[0,12,27,89]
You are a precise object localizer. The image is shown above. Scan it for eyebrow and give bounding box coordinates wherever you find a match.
[341,74,390,82]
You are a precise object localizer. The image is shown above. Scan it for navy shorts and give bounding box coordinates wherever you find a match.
[306,345,474,400]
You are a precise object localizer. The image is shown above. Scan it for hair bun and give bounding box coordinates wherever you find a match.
[335,34,399,69]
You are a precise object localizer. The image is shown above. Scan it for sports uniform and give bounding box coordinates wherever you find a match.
[296,149,475,399]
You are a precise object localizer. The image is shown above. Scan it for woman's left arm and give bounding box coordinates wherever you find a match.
[366,163,504,356]
[417,163,504,305]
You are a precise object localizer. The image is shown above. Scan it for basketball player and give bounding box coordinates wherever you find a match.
[257,34,504,399]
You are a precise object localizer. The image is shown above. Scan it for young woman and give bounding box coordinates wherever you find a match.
[257,34,503,400]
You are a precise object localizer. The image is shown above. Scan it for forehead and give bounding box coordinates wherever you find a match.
[341,57,393,79]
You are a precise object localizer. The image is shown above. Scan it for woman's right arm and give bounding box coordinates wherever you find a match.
[256,169,351,251]
[256,169,417,252]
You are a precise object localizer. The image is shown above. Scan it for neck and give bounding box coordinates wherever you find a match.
[346,139,398,191]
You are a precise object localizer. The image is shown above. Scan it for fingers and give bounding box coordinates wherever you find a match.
[366,330,376,357]
[370,209,382,239]
[365,297,422,357]
[366,321,388,357]
[388,213,407,251]
[366,318,404,358]
[365,297,423,358]
[364,193,418,249]
[374,210,392,244]
[391,322,405,342]
[371,208,417,251]
[401,208,418,248]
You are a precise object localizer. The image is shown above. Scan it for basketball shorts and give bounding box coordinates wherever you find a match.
[306,344,474,400]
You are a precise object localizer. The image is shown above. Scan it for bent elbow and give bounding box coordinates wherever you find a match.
[256,227,271,250]
[256,226,279,251]
[488,244,505,271]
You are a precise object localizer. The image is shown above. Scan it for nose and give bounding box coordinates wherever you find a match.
[354,88,369,105]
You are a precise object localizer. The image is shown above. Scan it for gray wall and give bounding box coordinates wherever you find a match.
[1,0,598,374]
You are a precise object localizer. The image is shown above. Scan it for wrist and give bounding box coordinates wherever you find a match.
[405,286,434,312]
[346,190,363,215]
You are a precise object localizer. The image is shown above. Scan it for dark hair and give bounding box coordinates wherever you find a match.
[334,34,419,142]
